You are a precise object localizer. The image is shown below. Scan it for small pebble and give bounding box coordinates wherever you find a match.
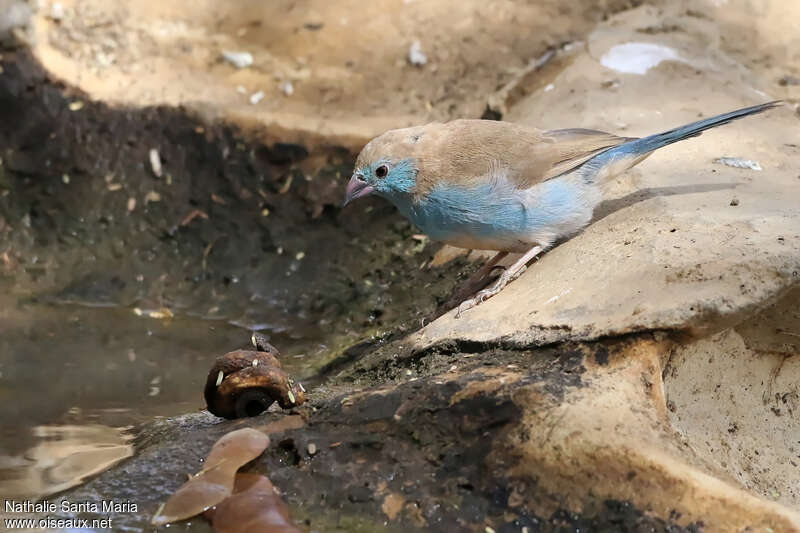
[144,191,161,203]
[50,2,65,20]
[307,443,317,456]
[279,81,294,96]
[730,198,739,206]
[149,148,163,177]
[222,51,253,69]
[408,41,427,66]
[249,90,265,105]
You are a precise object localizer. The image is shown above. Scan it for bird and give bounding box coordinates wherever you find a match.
[343,101,782,317]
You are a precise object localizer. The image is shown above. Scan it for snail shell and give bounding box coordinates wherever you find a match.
[204,349,306,419]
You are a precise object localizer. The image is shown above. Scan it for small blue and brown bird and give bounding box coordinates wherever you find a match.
[343,101,782,316]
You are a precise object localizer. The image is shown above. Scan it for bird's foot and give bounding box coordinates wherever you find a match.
[455,265,527,318]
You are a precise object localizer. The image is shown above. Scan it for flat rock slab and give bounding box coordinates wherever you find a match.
[27,0,638,151]
[411,3,800,351]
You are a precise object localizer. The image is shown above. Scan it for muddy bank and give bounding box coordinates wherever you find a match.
[0,48,464,373]
[0,48,467,500]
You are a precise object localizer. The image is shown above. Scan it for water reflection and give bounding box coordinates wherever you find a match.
[0,424,133,499]
[0,302,323,500]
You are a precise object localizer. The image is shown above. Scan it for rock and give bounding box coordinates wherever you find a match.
[278,81,293,96]
[407,40,427,66]
[406,3,800,354]
[221,51,253,69]
[249,90,264,105]
[53,336,800,531]
[21,0,653,151]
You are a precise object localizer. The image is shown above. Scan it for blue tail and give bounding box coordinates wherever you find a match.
[620,100,782,156]
[584,101,782,180]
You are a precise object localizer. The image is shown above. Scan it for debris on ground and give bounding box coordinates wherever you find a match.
[713,157,762,171]
[151,428,270,526]
[222,51,253,69]
[204,335,307,419]
[149,148,163,177]
[279,81,293,96]
[408,40,427,66]
[205,473,303,533]
[249,90,264,105]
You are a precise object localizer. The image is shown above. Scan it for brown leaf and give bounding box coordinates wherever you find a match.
[210,473,303,533]
[180,209,209,226]
[151,428,270,526]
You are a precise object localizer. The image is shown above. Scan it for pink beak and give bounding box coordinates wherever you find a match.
[343,175,375,206]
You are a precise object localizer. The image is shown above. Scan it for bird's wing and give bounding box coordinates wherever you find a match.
[412,120,634,196]
[535,128,637,183]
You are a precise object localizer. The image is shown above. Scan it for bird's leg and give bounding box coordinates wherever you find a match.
[455,245,543,318]
[430,252,507,323]
[463,251,508,288]
[444,251,508,308]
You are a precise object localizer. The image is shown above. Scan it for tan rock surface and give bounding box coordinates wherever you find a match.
[501,337,800,529]
[27,0,633,151]
[411,2,800,351]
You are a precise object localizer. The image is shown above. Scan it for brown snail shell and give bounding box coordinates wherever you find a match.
[204,349,306,419]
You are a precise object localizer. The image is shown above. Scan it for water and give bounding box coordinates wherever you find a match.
[0,301,317,500]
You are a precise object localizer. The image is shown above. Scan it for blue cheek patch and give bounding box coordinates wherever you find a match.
[374,158,418,195]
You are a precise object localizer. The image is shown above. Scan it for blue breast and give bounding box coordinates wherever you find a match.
[380,178,582,250]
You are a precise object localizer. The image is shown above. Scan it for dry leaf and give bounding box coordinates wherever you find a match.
[151,428,270,526]
[208,473,303,533]
[181,209,209,226]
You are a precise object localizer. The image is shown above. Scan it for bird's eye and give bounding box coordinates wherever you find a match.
[375,165,388,178]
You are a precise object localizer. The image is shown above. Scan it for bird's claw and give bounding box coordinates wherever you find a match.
[454,265,527,318]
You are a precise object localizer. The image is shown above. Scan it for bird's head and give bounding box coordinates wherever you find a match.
[343,127,424,206]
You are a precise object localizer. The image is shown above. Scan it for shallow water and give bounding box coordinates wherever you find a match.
[0,301,320,500]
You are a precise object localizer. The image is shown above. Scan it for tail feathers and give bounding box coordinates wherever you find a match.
[622,100,782,156]
[580,100,782,183]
